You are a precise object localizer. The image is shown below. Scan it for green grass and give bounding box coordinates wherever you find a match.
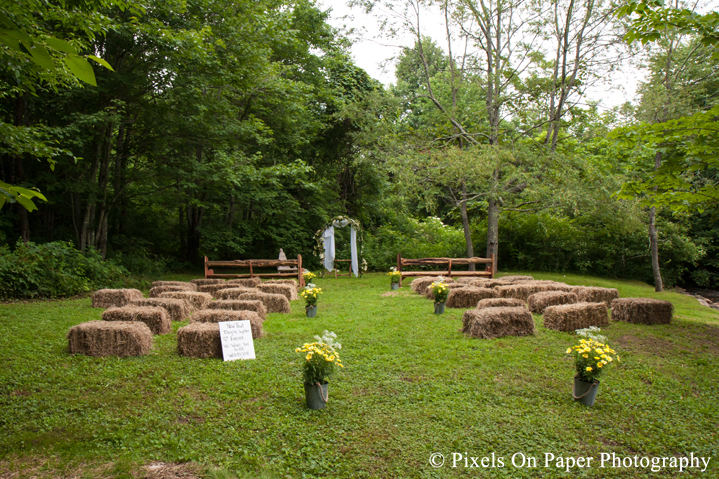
[1,272,718,478]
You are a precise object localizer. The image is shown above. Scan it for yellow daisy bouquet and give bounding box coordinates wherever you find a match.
[302,270,316,282]
[566,337,620,383]
[387,268,401,284]
[295,331,343,385]
[431,280,449,303]
[300,284,322,307]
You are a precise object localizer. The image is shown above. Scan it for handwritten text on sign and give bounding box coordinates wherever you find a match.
[218,321,256,361]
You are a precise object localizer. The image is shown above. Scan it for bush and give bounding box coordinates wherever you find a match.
[0,241,130,300]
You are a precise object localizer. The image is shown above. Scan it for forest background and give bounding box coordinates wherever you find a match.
[0,0,717,299]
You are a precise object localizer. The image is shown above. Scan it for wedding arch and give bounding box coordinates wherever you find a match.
[313,215,365,277]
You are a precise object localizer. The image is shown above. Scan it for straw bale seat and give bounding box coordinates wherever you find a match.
[91,289,144,308]
[128,298,191,322]
[462,307,535,339]
[227,278,262,288]
[496,281,572,301]
[102,306,171,335]
[543,302,609,332]
[611,298,673,325]
[177,323,222,358]
[216,287,257,300]
[151,281,197,291]
[471,279,518,289]
[238,292,291,314]
[258,283,298,301]
[425,282,466,300]
[149,284,195,298]
[198,283,242,299]
[410,277,455,295]
[190,278,226,286]
[498,275,534,282]
[158,291,212,311]
[571,286,619,305]
[527,291,578,314]
[263,279,298,290]
[67,320,153,357]
[191,310,263,338]
[205,300,267,321]
[446,287,498,308]
[476,298,526,309]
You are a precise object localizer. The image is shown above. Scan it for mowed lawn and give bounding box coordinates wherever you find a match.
[1,272,718,479]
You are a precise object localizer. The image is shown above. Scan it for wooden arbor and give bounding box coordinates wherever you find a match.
[396,253,495,287]
[204,255,305,288]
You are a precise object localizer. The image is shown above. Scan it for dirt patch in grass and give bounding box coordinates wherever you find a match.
[142,462,205,479]
[381,292,398,297]
[615,334,678,357]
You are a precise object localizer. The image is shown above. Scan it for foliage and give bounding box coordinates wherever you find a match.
[0,240,128,300]
[566,336,620,383]
[295,331,343,384]
[431,280,449,304]
[300,284,323,308]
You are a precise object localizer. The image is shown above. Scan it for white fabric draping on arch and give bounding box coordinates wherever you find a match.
[322,222,358,277]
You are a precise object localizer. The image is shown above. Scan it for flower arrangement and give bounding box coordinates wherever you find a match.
[431,279,449,303]
[302,270,316,283]
[566,331,620,383]
[300,283,322,307]
[295,331,343,385]
[387,267,401,284]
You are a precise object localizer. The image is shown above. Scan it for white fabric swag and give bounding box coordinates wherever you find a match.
[322,221,358,277]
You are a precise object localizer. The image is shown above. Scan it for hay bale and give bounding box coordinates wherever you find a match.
[571,286,619,305]
[216,287,257,300]
[425,282,466,300]
[190,278,226,286]
[496,281,573,301]
[238,292,291,314]
[462,307,535,338]
[198,284,241,299]
[191,310,263,338]
[149,284,195,298]
[151,281,197,291]
[205,300,267,321]
[128,298,191,322]
[410,276,455,295]
[527,291,578,314]
[456,277,491,284]
[476,298,527,309]
[543,302,609,332]
[498,275,534,282]
[264,279,298,288]
[446,287,498,308]
[227,278,262,287]
[611,298,673,325]
[258,283,298,301]
[102,306,171,335]
[158,291,212,311]
[177,323,222,358]
[475,279,519,289]
[67,320,153,357]
[91,289,144,308]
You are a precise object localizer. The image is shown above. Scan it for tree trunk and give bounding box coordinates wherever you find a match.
[650,151,663,292]
[486,198,500,267]
[459,184,474,270]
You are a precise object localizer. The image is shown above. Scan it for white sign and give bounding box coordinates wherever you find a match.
[218,321,256,361]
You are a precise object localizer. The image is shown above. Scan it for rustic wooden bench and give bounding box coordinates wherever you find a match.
[396,253,495,287]
[204,255,305,288]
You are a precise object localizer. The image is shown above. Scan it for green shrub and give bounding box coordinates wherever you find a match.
[0,241,130,300]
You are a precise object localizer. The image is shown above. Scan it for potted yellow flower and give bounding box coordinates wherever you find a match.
[566,328,620,406]
[302,270,316,283]
[295,331,343,409]
[431,279,449,314]
[300,283,322,317]
[387,267,401,290]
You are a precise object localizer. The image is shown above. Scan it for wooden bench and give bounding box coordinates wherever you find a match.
[396,253,495,287]
[204,256,305,288]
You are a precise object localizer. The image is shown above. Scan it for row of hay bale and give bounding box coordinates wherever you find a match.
[70,277,301,358]
[409,276,673,340]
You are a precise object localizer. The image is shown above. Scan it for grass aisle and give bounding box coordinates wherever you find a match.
[0,272,718,478]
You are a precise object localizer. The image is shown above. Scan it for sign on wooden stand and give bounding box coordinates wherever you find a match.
[218,321,256,361]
